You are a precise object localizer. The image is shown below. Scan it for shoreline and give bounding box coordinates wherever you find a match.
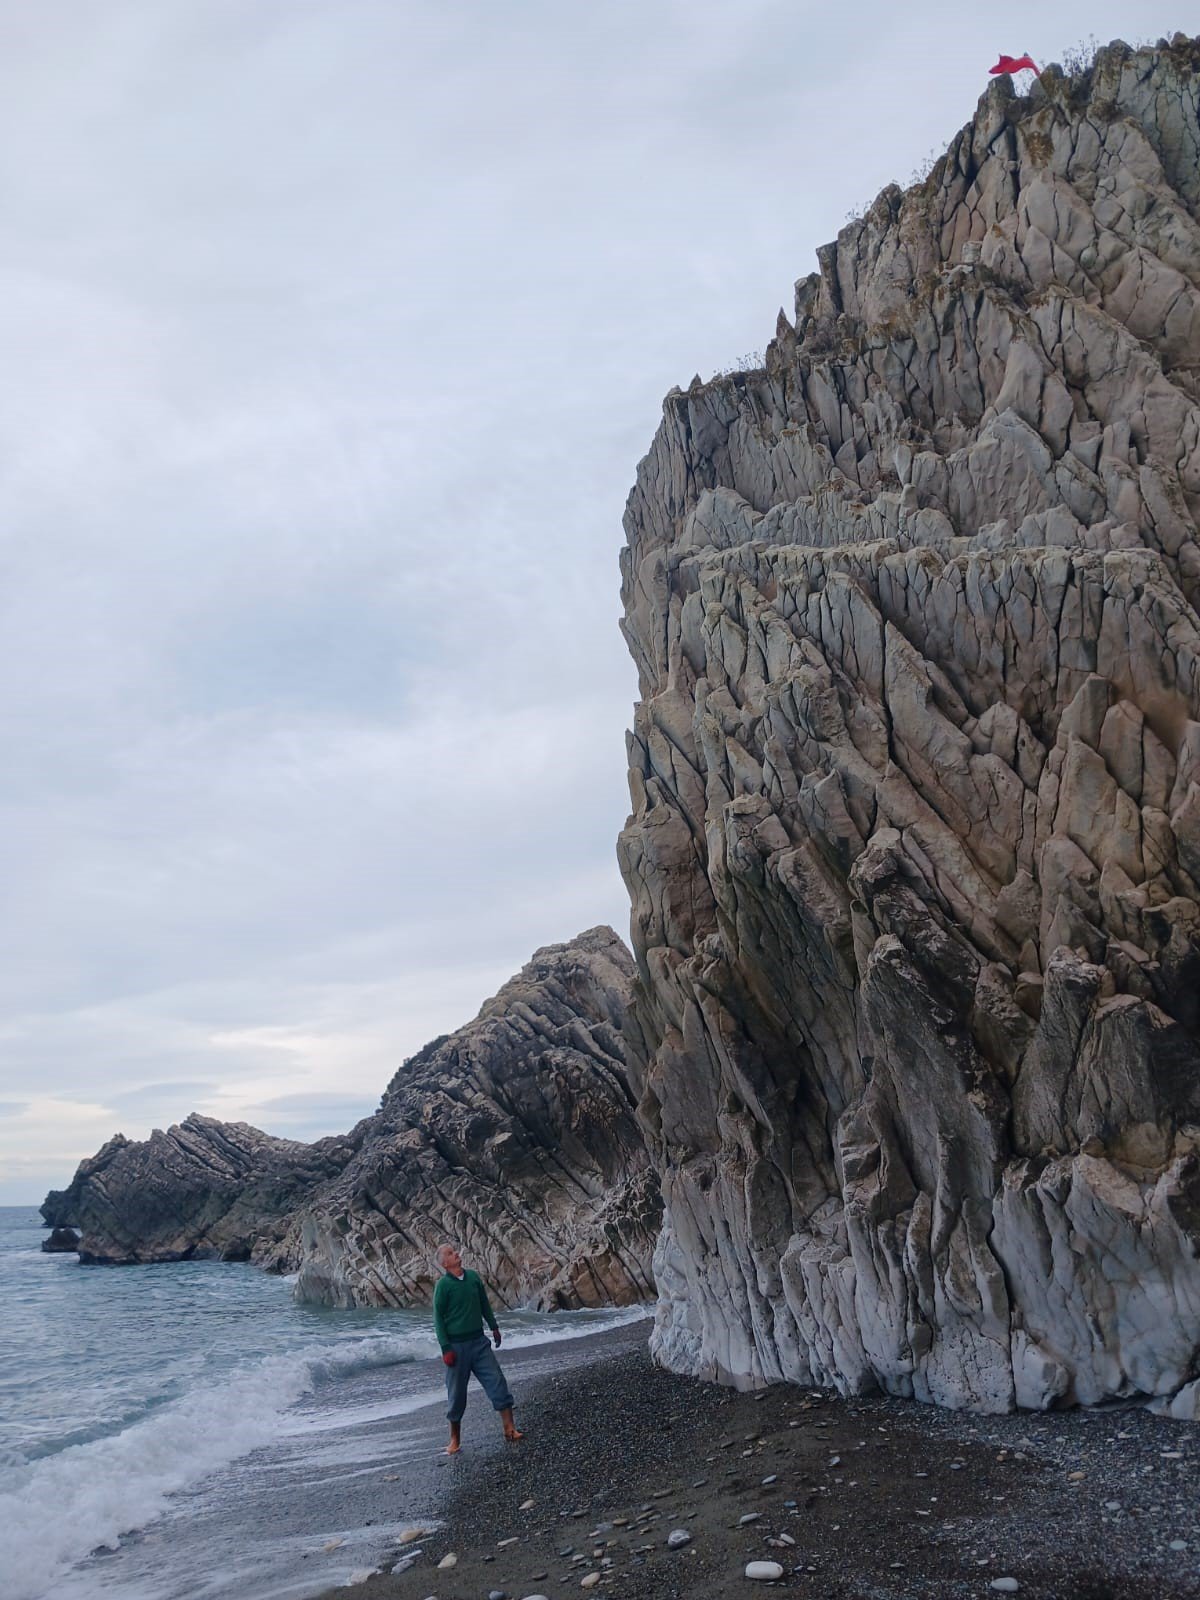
[320,1324,1200,1600]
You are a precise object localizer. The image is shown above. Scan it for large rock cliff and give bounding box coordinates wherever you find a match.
[618,37,1200,1414]
[43,928,659,1310]
[280,926,658,1309]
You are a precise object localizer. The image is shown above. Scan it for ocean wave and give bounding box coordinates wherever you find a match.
[0,1303,650,1599]
[503,1304,652,1345]
[0,1334,421,1600]
[305,1331,430,1384]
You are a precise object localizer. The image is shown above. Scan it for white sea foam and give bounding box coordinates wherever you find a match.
[503,1304,651,1344]
[2,1305,649,1600]
[0,1337,423,1600]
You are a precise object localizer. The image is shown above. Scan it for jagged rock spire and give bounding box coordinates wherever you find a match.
[618,37,1200,1414]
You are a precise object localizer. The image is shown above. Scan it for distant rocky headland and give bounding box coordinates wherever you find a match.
[41,927,659,1311]
[618,34,1200,1416]
[44,35,1200,1418]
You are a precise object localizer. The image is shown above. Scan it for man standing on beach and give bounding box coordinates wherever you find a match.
[433,1242,523,1454]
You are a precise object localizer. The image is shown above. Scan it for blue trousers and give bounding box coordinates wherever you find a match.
[444,1333,514,1423]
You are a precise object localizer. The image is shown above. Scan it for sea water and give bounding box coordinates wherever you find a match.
[0,1206,648,1599]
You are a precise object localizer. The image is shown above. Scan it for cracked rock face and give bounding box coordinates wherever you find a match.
[618,37,1200,1413]
[43,928,659,1311]
[281,927,659,1310]
[40,1117,361,1265]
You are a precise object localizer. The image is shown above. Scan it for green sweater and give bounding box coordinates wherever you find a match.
[433,1268,498,1350]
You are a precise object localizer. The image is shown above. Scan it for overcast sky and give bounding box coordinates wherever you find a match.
[0,0,1182,1203]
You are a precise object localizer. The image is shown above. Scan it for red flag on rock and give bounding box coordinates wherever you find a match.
[990,53,1039,75]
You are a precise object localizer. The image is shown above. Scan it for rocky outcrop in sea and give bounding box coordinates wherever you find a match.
[42,928,659,1310]
[618,36,1200,1413]
[41,1117,361,1266]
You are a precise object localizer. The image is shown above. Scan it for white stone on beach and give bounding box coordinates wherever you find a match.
[746,1561,785,1581]
[398,1528,426,1545]
[437,1552,458,1569]
[990,1581,1020,1593]
[738,1512,761,1525]
[345,1573,375,1586]
[667,1529,691,1548]
[519,1498,536,1510]
[580,1574,601,1589]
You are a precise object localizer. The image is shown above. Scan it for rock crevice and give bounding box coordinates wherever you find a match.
[618,37,1200,1412]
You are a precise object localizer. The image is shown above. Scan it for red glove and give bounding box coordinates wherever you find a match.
[442,1351,456,1367]
[492,1328,502,1348]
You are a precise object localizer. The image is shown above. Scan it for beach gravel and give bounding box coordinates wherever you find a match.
[322,1325,1200,1599]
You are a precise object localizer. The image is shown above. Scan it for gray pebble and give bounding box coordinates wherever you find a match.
[1170,1540,1188,1552]
[990,1580,1020,1594]
[667,1529,691,1549]
[738,1512,762,1526]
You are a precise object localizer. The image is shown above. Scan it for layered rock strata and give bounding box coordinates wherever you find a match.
[281,927,658,1309]
[42,1115,366,1265]
[43,928,659,1310]
[618,37,1200,1413]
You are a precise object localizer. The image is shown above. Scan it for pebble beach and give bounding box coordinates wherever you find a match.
[324,1323,1200,1600]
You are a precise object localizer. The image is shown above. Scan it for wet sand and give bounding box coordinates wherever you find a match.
[322,1324,1200,1600]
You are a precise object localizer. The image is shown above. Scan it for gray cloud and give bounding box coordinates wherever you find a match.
[0,0,1178,1202]
[105,1082,218,1107]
